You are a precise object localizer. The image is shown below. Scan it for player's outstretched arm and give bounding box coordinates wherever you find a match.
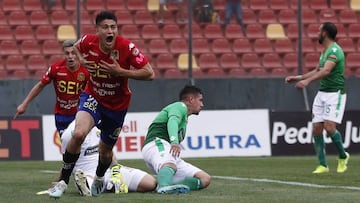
[14,82,45,119]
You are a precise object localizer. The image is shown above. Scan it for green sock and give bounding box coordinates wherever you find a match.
[330,130,347,159]
[313,135,327,167]
[157,166,175,187]
[174,177,203,191]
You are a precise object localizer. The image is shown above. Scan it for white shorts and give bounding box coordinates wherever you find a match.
[73,164,147,192]
[142,138,202,182]
[312,91,346,124]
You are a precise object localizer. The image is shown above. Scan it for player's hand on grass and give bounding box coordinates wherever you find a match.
[170,144,181,158]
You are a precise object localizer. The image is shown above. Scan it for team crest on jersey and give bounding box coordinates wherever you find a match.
[111,50,119,60]
[77,73,85,81]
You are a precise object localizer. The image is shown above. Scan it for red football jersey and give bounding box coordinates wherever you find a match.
[77,34,149,111]
[41,60,90,115]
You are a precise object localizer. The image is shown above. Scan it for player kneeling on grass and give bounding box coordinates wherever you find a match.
[48,121,157,197]
[142,85,211,194]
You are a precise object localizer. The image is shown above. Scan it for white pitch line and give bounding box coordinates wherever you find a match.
[213,175,360,191]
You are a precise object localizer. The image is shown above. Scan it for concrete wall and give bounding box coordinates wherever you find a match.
[2,77,359,116]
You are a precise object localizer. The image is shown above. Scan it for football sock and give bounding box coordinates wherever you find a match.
[175,177,203,190]
[157,166,175,187]
[61,150,80,184]
[96,157,112,177]
[313,135,327,167]
[330,130,347,159]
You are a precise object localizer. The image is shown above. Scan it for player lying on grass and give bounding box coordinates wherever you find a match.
[142,85,211,194]
[47,120,157,196]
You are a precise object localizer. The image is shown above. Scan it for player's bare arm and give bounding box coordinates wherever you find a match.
[14,82,45,119]
[296,61,335,89]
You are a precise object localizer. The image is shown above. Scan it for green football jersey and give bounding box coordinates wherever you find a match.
[143,102,188,146]
[318,42,345,93]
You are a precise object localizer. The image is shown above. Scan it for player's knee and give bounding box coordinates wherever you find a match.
[71,131,87,145]
[201,174,211,188]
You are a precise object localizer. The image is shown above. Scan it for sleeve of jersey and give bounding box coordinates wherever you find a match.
[327,51,338,63]
[40,66,53,84]
[127,42,148,69]
[167,115,181,144]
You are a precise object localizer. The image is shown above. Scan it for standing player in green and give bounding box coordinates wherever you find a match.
[142,85,211,194]
[285,22,349,174]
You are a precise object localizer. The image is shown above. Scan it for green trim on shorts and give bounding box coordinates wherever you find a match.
[155,138,165,152]
[336,92,342,110]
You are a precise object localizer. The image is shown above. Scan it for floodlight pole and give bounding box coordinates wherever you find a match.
[76,0,81,39]
[297,0,310,111]
[188,1,195,85]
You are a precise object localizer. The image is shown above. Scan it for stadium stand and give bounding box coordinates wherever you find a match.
[266,23,286,40]
[1,0,360,78]
[56,25,77,42]
[177,53,199,71]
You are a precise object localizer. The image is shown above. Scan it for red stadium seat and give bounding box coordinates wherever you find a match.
[330,0,350,10]
[304,53,320,72]
[242,9,257,24]
[20,40,42,55]
[148,39,169,54]
[8,11,30,27]
[29,11,50,27]
[155,53,177,72]
[306,23,321,38]
[48,54,64,64]
[127,0,147,12]
[211,38,232,54]
[290,0,310,9]
[262,53,283,69]
[84,0,105,13]
[310,0,329,11]
[232,38,252,53]
[302,9,318,24]
[23,0,43,12]
[278,9,297,25]
[106,0,126,11]
[273,38,295,54]
[258,10,277,24]
[283,53,298,72]
[198,53,219,71]
[120,25,141,39]
[319,9,338,23]
[14,25,35,41]
[162,69,186,78]
[271,68,288,76]
[334,23,347,38]
[50,11,72,25]
[269,0,289,11]
[228,68,247,77]
[248,68,269,77]
[301,38,316,53]
[0,40,20,56]
[286,24,306,39]
[253,38,274,53]
[141,24,162,40]
[249,0,269,11]
[192,38,211,54]
[133,10,155,25]
[42,40,63,55]
[225,24,245,39]
[337,38,356,53]
[131,39,147,54]
[338,10,358,25]
[169,39,188,54]
[81,24,96,35]
[162,24,182,40]
[115,11,134,25]
[348,24,360,39]
[0,26,14,40]
[346,53,360,70]
[183,24,203,39]
[241,53,262,69]
[0,12,7,26]
[205,68,227,78]
[245,24,265,39]
[2,1,23,13]
[219,53,240,71]
[203,24,224,39]
[5,55,26,71]
[27,54,48,71]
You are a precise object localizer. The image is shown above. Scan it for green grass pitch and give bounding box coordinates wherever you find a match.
[1,156,359,203]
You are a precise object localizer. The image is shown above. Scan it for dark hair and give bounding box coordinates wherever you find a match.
[95,11,117,25]
[179,85,202,100]
[62,39,76,48]
[322,22,337,40]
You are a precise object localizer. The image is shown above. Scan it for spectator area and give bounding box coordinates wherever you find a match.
[0,0,360,79]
